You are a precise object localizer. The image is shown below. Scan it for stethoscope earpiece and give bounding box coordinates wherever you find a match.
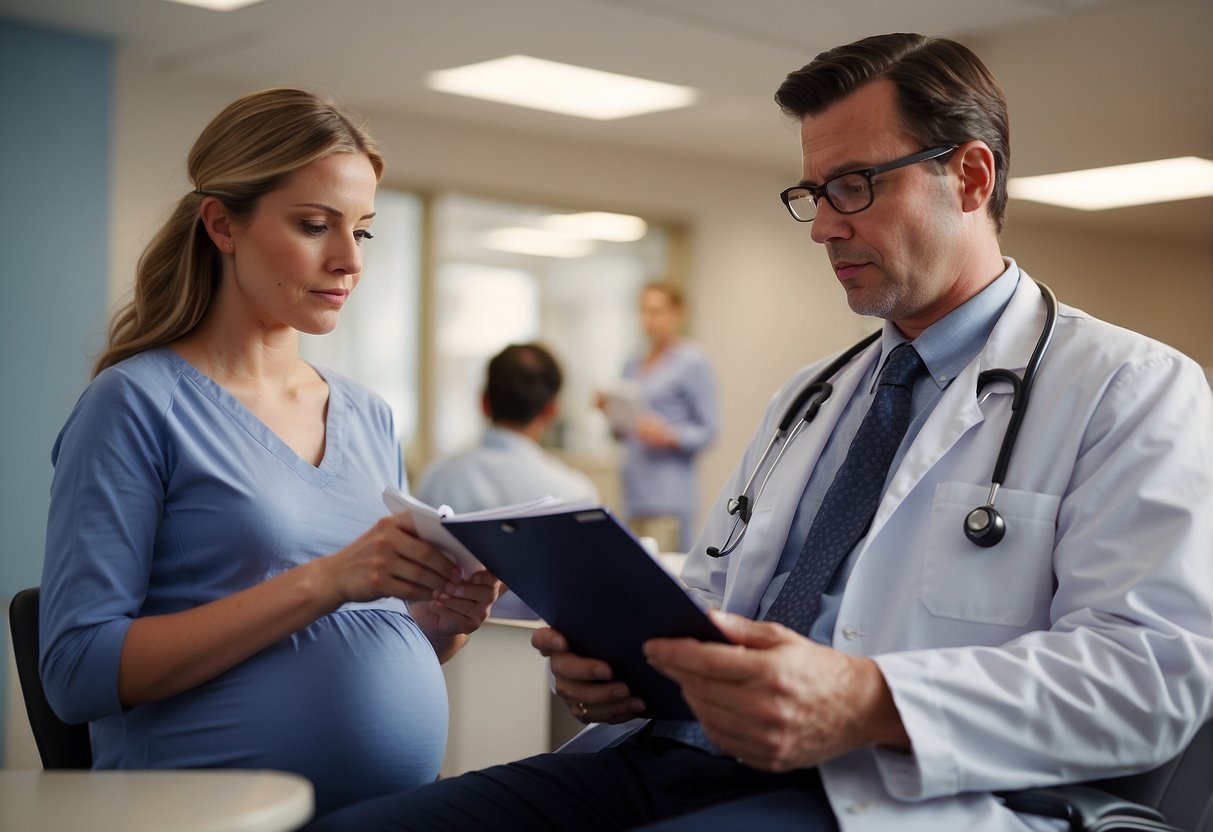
[964,505,1006,548]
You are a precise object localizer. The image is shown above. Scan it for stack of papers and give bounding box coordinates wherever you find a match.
[383,487,596,576]
[600,379,643,433]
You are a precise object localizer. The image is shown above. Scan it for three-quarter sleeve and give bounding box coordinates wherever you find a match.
[40,370,169,723]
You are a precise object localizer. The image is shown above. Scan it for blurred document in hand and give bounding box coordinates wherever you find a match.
[601,379,642,433]
[383,487,595,577]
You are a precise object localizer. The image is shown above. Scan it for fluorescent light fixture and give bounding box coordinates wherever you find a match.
[1008,156,1213,210]
[161,0,267,9]
[541,212,649,242]
[482,228,597,258]
[427,55,698,120]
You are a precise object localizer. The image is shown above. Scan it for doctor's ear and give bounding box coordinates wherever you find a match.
[198,195,237,254]
[953,141,996,216]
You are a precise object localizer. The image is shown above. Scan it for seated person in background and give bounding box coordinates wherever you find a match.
[417,342,600,619]
[39,88,500,820]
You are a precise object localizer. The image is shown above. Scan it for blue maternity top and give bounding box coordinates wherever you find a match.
[39,349,447,816]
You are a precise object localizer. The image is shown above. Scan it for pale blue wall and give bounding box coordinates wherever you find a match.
[0,18,111,758]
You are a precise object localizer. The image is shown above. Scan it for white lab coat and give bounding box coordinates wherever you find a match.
[579,273,1213,831]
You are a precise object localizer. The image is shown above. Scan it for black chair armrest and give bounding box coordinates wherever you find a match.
[998,785,1181,832]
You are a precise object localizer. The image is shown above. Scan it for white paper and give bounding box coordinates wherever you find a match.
[382,487,597,577]
[601,379,642,433]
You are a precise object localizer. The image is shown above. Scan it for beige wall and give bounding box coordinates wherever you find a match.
[110,53,1213,536]
[1001,221,1213,365]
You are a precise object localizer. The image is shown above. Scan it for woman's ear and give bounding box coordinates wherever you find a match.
[198,196,236,254]
[955,141,997,215]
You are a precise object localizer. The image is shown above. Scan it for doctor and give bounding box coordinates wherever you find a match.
[308,33,1213,832]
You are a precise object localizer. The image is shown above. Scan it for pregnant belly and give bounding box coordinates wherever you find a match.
[96,608,448,816]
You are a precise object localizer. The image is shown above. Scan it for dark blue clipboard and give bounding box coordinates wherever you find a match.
[443,507,728,720]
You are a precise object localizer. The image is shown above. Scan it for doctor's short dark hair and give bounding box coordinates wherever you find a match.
[774,33,1010,233]
[485,343,564,425]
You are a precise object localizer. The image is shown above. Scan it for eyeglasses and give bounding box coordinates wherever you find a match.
[779,145,959,222]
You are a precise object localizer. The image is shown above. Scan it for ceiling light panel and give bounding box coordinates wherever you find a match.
[161,0,267,9]
[481,228,597,258]
[541,212,649,242]
[427,55,698,120]
[1008,157,1213,210]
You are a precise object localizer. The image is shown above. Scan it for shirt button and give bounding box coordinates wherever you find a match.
[841,625,862,640]
[846,801,873,814]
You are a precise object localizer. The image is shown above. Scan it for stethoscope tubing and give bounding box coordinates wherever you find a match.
[706,332,878,557]
[708,282,1057,557]
[979,281,1057,490]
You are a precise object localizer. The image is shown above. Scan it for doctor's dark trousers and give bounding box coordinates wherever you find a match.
[303,730,840,831]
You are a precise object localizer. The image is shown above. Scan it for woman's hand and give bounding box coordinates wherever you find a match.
[410,570,502,662]
[633,414,679,450]
[319,511,463,607]
[410,570,502,637]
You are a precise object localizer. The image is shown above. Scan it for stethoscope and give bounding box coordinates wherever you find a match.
[707,281,1057,558]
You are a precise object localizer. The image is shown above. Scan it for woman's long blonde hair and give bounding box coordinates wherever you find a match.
[93,88,385,377]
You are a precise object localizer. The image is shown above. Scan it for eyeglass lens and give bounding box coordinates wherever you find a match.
[787,173,872,221]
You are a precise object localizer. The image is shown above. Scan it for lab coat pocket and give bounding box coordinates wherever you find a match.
[921,481,1060,627]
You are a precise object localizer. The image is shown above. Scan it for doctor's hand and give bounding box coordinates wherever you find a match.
[644,610,909,772]
[532,627,647,725]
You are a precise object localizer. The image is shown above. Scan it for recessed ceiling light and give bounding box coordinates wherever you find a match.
[427,55,698,121]
[541,212,649,242]
[482,228,597,258]
[1008,156,1213,210]
[161,0,267,10]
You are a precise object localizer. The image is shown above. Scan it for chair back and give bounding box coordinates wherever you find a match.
[1085,719,1213,832]
[8,586,93,768]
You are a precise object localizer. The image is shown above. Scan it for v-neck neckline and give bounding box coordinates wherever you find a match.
[158,348,343,487]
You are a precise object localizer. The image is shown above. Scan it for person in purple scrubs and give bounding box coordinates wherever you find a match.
[615,282,718,552]
[39,88,500,819]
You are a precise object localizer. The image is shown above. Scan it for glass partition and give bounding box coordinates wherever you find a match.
[429,192,676,464]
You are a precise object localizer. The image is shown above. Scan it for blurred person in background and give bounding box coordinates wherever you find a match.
[605,282,718,553]
[417,342,599,619]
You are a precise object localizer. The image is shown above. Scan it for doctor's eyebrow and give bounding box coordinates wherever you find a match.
[798,158,875,188]
[291,202,377,221]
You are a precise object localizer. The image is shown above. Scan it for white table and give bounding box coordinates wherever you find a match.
[441,616,552,776]
[0,769,314,832]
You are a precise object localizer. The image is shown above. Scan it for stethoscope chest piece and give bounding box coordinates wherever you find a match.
[964,504,1005,547]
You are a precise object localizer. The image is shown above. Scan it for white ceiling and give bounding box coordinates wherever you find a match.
[3,0,1211,242]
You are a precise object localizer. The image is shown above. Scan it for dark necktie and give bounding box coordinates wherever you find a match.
[763,343,925,635]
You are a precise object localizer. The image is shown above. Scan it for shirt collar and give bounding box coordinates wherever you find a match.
[482,424,541,453]
[876,258,1021,391]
